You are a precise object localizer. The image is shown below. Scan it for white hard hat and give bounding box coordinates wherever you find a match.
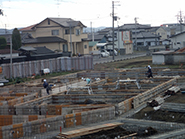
[43,79,46,82]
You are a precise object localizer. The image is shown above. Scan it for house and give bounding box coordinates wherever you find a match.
[118,24,153,52]
[20,18,89,55]
[161,23,185,35]
[170,31,185,49]
[88,33,106,52]
[132,32,160,47]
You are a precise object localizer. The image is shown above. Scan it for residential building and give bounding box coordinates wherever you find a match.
[20,18,89,55]
[170,31,185,49]
[118,23,157,51]
[88,33,106,51]
[132,32,160,47]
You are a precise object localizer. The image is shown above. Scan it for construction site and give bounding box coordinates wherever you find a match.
[1,63,185,139]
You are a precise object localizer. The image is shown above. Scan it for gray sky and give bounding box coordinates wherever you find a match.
[0,0,185,29]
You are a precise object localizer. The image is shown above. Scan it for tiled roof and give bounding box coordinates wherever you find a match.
[170,31,185,38]
[174,47,185,53]
[119,23,151,30]
[132,32,160,39]
[19,17,86,32]
[88,33,105,41]
[22,36,67,44]
[33,47,55,54]
[19,46,54,54]
[19,24,37,31]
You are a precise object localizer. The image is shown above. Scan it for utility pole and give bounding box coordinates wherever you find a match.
[112,1,115,60]
[179,10,183,32]
[112,1,120,60]
[91,22,94,42]
[118,25,120,55]
[69,21,73,57]
[10,36,12,78]
[134,17,138,50]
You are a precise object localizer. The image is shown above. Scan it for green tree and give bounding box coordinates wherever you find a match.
[12,28,21,50]
[0,36,7,49]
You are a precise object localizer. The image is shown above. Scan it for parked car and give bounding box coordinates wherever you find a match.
[100,49,110,57]
[106,49,118,56]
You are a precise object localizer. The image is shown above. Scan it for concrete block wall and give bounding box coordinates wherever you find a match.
[0,88,9,94]
[133,78,176,108]
[15,95,52,107]
[0,115,48,126]
[1,93,39,106]
[52,94,133,104]
[0,106,115,138]
[116,78,176,115]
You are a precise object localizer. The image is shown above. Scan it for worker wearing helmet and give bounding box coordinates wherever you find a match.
[43,79,51,95]
[147,65,153,78]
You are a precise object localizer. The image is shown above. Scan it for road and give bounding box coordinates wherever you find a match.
[93,52,147,64]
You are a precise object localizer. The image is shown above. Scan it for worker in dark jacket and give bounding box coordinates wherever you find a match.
[147,65,153,78]
[43,79,51,95]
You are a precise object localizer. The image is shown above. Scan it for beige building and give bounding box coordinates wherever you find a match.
[20,18,89,55]
[156,27,168,40]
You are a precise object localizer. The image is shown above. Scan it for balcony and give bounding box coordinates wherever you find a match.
[64,33,88,42]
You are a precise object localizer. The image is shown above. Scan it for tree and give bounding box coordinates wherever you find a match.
[12,28,21,50]
[0,36,7,49]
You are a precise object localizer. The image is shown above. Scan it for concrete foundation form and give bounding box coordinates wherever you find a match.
[0,70,185,138]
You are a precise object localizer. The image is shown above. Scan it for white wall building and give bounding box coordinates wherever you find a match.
[170,31,185,49]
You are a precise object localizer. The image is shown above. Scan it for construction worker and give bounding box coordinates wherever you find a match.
[147,65,153,78]
[43,79,51,95]
[82,77,91,84]
[86,78,91,84]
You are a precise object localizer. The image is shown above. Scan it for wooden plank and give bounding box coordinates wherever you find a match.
[65,114,74,128]
[75,113,81,126]
[120,133,137,138]
[55,105,62,115]
[58,122,123,138]
[29,115,38,121]
[0,127,2,139]
[13,123,23,138]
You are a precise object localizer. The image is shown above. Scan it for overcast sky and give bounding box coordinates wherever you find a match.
[0,0,185,29]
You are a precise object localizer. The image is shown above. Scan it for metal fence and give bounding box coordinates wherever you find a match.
[2,56,93,79]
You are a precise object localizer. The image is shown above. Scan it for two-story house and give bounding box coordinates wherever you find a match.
[170,31,185,49]
[20,17,89,55]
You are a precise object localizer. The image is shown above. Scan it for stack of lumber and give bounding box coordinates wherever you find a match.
[56,122,123,139]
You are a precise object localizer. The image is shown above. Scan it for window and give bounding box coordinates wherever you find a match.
[63,44,68,52]
[84,45,87,49]
[76,29,80,36]
[48,19,50,25]
[52,30,59,35]
[65,29,69,34]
